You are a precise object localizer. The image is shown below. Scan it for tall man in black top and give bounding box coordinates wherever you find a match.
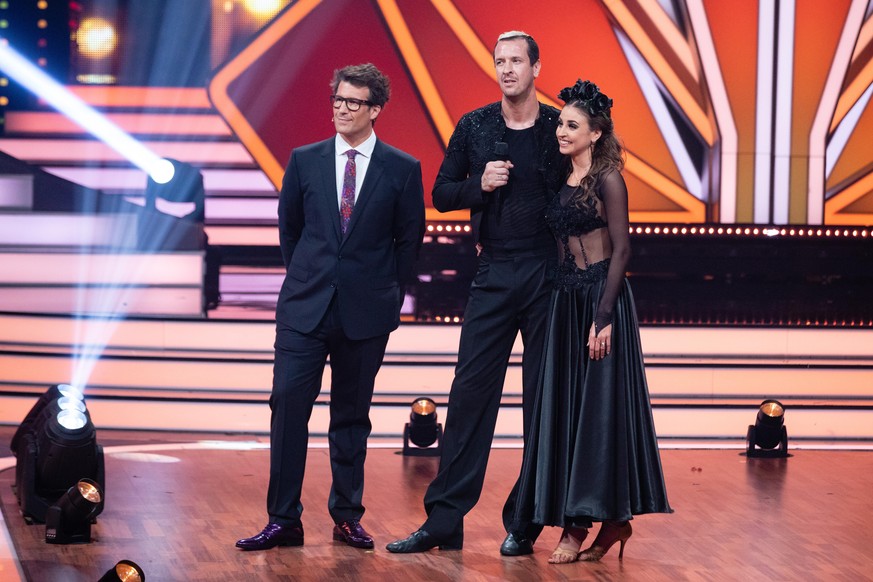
[387,31,561,555]
[236,63,425,552]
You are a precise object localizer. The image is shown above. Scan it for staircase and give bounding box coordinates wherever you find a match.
[0,153,205,318]
[1,312,871,446]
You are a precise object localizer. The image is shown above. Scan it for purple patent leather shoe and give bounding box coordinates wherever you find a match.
[235,523,304,551]
[332,519,374,549]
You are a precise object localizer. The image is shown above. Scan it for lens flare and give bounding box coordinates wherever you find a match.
[76,17,117,59]
[243,0,284,18]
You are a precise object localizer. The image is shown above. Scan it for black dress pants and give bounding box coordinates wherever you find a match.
[266,299,389,527]
[422,248,554,541]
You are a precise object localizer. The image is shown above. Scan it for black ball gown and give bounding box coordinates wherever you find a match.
[513,169,672,528]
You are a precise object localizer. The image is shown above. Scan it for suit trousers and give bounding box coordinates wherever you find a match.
[266,297,390,527]
[422,247,555,541]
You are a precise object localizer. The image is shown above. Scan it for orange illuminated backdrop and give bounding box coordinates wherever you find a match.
[208,0,873,226]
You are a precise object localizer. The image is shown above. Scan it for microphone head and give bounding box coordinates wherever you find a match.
[494,141,509,161]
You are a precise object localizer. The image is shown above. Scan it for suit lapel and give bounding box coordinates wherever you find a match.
[318,140,342,241]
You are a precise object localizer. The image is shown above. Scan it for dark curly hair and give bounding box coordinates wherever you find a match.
[331,63,391,107]
[558,79,624,193]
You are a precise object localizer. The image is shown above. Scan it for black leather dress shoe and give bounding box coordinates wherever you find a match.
[386,529,462,553]
[235,523,304,551]
[500,531,534,556]
[333,519,374,549]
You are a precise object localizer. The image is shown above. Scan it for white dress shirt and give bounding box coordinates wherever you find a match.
[334,131,377,209]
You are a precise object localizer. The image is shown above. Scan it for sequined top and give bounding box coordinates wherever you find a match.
[432,101,563,244]
[546,168,631,331]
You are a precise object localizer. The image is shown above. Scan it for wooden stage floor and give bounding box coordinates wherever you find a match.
[1,428,872,581]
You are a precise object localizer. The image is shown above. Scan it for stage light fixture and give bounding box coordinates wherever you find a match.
[139,158,206,252]
[35,409,103,500]
[98,560,146,582]
[45,478,102,544]
[746,399,789,458]
[402,397,442,457]
[10,383,80,457]
[144,158,204,223]
[57,396,87,413]
[12,385,105,524]
[140,158,220,311]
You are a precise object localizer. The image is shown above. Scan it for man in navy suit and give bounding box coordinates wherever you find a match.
[236,63,425,551]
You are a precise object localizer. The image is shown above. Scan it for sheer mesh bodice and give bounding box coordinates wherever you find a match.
[544,169,631,333]
[547,183,611,284]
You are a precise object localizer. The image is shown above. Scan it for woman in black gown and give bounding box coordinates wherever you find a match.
[511,80,672,564]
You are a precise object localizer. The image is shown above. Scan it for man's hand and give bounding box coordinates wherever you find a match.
[481,160,514,192]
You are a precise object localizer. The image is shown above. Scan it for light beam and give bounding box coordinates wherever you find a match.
[0,42,174,183]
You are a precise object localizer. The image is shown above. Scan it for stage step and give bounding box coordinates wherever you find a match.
[0,191,215,316]
[0,250,205,316]
[0,174,33,209]
[1,314,871,443]
[0,211,138,248]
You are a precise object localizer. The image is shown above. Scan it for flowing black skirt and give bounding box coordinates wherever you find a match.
[513,277,672,528]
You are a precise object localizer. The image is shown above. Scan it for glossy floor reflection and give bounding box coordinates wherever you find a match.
[1,428,871,581]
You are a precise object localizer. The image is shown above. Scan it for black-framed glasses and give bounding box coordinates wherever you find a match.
[330,95,373,112]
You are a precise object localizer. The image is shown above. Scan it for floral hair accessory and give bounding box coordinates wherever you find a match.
[558,79,613,117]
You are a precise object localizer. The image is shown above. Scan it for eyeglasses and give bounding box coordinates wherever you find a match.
[330,95,373,112]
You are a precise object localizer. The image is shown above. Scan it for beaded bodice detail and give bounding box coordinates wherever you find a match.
[546,183,611,288]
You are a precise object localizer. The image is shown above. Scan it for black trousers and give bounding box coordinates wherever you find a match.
[266,299,389,527]
[422,248,555,541]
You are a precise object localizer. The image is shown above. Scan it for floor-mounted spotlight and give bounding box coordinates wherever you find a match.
[45,478,102,544]
[10,383,82,457]
[98,560,145,582]
[746,399,789,458]
[402,397,442,457]
[12,385,105,524]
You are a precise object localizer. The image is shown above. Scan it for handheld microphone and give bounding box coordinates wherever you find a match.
[493,141,510,162]
[492,142,510,205]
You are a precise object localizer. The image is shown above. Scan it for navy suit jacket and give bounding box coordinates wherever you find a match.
[276,137,425,340]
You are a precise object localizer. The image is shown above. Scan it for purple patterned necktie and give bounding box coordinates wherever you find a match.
[340,149,358,234]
